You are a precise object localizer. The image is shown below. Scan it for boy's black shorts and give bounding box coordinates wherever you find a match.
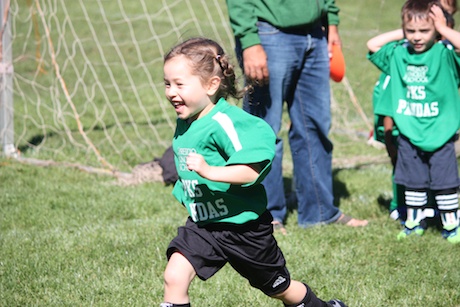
[166,210,291,296]
[394,135,460,190]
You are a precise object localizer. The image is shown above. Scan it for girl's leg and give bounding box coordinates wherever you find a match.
[272,280,345,307]
[163,252,196,305]
[271,280,307,305]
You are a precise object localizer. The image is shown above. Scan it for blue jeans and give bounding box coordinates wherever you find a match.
[236,22,341,227]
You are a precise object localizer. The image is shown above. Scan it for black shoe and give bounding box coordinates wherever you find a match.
[327,299,347,307]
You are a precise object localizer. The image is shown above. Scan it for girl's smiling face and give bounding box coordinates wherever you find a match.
[164,55,218,121]
[403,17,437,53]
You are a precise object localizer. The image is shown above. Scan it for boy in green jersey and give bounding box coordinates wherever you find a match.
[369,2,456,224]
[367,0,460,243]
[161,37,346,307]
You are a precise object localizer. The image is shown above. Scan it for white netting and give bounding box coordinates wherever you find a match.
[5,0,382,177]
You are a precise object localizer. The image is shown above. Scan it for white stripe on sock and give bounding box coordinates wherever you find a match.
[405,191,427,207]
[436,193,459,211]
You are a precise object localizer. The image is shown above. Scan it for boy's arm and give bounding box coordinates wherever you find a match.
[186,153,261,184]
[383,116,397,166]
[367,29,404,53]
[431,5,460,49]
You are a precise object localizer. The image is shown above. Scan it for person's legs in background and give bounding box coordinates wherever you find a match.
[238,22,367,230]
[238,22,300,230]
[286,26,341,227]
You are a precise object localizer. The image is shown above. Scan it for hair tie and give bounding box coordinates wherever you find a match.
[215,54,225,73]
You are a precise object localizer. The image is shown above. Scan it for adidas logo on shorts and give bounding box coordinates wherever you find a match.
[272,275,287,288]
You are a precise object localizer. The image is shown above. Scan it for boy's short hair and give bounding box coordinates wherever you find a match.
[401,0,440,24]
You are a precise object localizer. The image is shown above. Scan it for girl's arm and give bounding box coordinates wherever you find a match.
[431,5,460,49]
[367,29,404,53]
[186,152,261,184]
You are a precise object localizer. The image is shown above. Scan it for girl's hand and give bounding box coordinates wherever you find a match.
[186,152,260,184]
[186,153,211,178]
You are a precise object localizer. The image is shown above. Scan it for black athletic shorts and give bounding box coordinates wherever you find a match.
[394,135,460,190]
[166,210,291,296]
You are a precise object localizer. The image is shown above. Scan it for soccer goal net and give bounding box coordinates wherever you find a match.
[2,0,380,177]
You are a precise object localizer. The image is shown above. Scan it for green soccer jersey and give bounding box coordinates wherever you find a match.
[172,98,276,226]
[373,73,392,118]
[368,40,460,152]
[372,72,400,143]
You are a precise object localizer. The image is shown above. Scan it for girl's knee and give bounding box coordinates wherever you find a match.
[164,252,195,289]
[164,265,185,289]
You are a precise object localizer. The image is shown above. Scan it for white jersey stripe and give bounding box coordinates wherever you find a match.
[212,112,242,152]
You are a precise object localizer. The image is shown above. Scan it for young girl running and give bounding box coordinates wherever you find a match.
[161,37,347,307]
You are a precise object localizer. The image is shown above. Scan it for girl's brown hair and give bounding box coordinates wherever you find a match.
[164,37,246,101]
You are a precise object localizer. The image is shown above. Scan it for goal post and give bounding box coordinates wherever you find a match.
[0,0,16,157]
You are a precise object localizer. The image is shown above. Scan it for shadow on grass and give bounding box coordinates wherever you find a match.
[283,169,351,220]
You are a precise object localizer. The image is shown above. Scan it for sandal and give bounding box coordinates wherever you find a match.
[272,220,287,235]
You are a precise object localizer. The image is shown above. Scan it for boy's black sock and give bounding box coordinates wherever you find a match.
[160,303,191,307]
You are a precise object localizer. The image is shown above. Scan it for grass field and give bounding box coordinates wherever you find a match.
[2,159,460,306]
[2,0,460,306]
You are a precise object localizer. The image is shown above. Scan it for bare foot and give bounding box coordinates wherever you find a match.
[335,214,368,227]
[272,221,288,235]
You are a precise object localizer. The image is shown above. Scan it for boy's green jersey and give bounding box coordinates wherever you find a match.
[368,40,460,152]
[172,98,275,226]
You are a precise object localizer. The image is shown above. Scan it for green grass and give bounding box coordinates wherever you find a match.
[1,159,460,306]
[3,0,460,306]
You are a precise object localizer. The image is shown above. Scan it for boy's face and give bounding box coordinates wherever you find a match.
[403,17,437,53]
